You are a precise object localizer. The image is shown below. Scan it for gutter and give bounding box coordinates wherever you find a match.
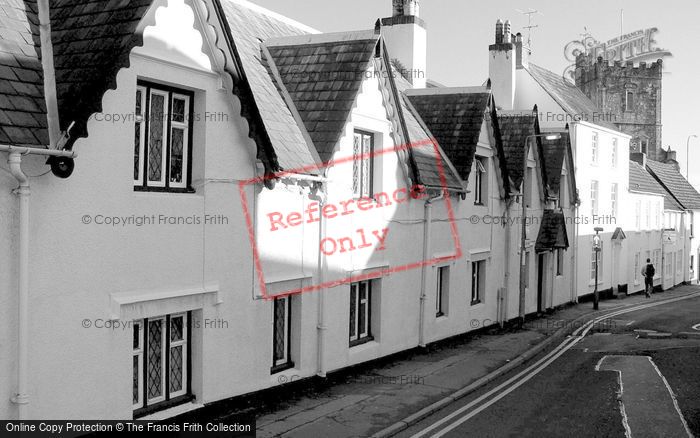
[1,145,76,419]
[418,191,444,347]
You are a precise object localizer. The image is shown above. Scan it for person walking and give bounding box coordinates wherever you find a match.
[642,258,655,298]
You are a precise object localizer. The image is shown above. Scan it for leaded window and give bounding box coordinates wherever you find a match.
[133,313,190,414]
[134,81,193,192]
[349,280,372,346]
[271,297,293,373]
[353,131,374,199]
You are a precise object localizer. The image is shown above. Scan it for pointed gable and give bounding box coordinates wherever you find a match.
[265,31,380,162]
[405,87,491,182]
[535,209,569,253]
[495,107,539,192]
[540,130,574,197]
[0,0,48,146]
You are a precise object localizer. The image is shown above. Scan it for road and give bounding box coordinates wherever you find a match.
[399,292,700,438]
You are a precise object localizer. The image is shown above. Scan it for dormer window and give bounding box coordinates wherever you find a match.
[353,130,374,199]
[134,81,194,192]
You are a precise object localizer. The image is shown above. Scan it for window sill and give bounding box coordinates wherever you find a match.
[470,299,482,307]
[270,361,295,375]
[349,336,374,348]
[134,394,195,419]
[134,186,195,194]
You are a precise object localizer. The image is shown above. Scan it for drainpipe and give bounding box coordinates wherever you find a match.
[572,200,579,303]
[501,198,513,326]
[316,171,329,378]
[7,152,29,419]
[2,145,76,419]
[418,190,444,348]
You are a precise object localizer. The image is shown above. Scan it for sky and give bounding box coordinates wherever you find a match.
[252,0,700,187]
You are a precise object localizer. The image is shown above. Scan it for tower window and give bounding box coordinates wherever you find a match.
[625,91,634,112]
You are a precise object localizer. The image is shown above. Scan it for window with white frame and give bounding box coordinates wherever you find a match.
[474,157,487,206]
[353,130,374,199]
[272,296,293,373]
[635,201,642,229]
[133,313,190,414]
[611,138,618,168]
[134,82,193,191]
[436,266,449,316]
[677,250,683,273]
[642,139,649,155]
[590,180,599,216]
[471,260,485,305]
[634,253,640,284]
[349,280,373,346]
[645,201,651,228]
[592,133,599,164]
[590,247,602,282]
[610,183,618,217]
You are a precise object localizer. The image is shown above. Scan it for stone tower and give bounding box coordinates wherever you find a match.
[575,54,663,160]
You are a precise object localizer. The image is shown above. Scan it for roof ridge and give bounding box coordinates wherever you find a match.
[225,0,320,34]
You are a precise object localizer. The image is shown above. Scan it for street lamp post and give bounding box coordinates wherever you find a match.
[593,227,603,310]
[519,132,561,327]
[687,135,698,181]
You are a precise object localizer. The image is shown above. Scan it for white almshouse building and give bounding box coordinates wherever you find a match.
[0,0,697,421]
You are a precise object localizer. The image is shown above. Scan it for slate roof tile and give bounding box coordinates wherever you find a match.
[526,63,617,131]
[406,89,490,182]
[0,0,47,146]
[645,159,700,210]
[496,109,539,191]
[535,210,569,253]
[220,0,321,173]
[266,36,379,162]
[540,132,570,195]
[49,0,154,147]
[628,160,683,211]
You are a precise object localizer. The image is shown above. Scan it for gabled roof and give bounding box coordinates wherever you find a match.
[220,0,322,174]
[495,107,540,191]
[535,209,569,253]
[0,0,48,145]
[540,128,577,204]
[50,0,154,148]
[396,77,464,191]
[646,159,700,210]
[525,63,617,131]
[265,31,380,163]
[628,160,683,211]
[404,87,491,182]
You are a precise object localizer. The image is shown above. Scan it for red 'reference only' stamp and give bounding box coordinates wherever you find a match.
[238,138,461,300]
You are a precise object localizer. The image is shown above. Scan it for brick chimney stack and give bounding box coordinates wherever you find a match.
[381,0,427,88]
[489,19,516,110]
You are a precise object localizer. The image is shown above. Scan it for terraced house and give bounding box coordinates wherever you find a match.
[4,0,660,422]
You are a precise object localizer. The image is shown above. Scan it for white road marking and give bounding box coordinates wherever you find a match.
[647,357,694,437]
[598,355,693,438]
[409,292,700,438]
[692,323,700,331]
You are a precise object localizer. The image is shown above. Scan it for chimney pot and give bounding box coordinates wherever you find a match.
[504,20,512,43]
[495,19,504,44]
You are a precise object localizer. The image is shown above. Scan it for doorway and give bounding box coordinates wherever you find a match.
[537,254,545,314]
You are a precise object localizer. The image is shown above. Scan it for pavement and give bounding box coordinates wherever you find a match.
[252,286,700,438]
